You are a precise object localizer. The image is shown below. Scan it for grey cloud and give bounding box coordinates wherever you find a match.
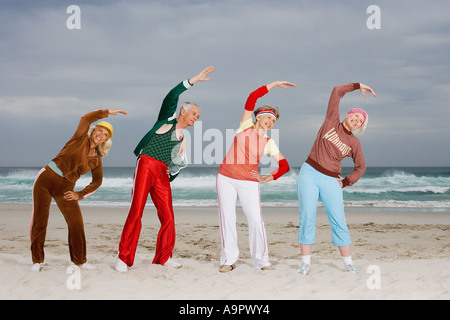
[1,0,449,167]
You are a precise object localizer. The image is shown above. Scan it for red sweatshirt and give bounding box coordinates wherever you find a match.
[218,85,290,181]
[305,83,366,187]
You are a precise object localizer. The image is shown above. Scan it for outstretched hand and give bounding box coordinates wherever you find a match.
[267,81,296,91]
[189,66,215,84]
[108,109,128,115]
[359,84,376,98]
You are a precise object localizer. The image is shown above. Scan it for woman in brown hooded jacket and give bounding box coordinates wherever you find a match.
[30,108,126,272]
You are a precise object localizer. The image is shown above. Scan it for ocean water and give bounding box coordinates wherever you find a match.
[1,166,450,212]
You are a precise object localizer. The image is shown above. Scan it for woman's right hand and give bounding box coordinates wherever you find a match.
[64,191,81,201]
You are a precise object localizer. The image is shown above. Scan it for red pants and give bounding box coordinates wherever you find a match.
[118,155,175,266]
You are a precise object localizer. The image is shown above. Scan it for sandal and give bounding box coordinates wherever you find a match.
[219,264,236,273]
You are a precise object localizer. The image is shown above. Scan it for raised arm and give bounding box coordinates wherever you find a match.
[157,66,214,121]
[188,66,215,85]
[241,81,296,123]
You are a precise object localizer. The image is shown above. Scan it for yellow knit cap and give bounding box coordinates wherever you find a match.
[96,121,113,138]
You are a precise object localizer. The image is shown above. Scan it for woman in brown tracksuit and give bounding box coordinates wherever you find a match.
[30,109,127,272]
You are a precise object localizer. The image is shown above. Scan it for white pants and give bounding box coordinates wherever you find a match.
[216,173,270,269]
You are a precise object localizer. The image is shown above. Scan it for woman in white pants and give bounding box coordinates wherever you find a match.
[216,81,294,272]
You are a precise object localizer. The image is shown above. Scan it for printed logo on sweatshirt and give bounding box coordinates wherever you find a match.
[322,128,352,157]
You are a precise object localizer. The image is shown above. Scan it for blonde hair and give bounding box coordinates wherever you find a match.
[88,126,112,156]
[352,114,368,135]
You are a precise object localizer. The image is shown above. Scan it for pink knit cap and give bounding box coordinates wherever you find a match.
[347,108,367,123]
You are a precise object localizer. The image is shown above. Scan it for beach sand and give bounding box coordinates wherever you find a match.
[0,203,449,300]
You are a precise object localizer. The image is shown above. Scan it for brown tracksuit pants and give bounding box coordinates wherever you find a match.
[30,166,87,265]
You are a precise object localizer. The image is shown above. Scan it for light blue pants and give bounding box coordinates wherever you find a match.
[297,163,351,247]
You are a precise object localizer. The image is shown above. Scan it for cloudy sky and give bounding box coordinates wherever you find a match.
[1,0,449,168]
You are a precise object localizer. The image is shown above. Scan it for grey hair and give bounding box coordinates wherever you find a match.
[179,101,199,115]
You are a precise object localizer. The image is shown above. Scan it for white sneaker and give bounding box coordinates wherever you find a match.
[115,258,128,273]
[298,263,310,275]
[31,263,42,272]
[345,264,360,274]
[80,263,96,270]
[163,258,182,269]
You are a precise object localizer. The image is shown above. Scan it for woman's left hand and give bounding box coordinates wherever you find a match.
[266,81,296,91]
[359,84,376,98]
[108,109,128,115]
[337,175,344,188]
[250,170,273,184]
[64,191,81,201]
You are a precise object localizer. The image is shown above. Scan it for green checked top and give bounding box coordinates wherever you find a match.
[141,124,186,175]
[134,80,192,181]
